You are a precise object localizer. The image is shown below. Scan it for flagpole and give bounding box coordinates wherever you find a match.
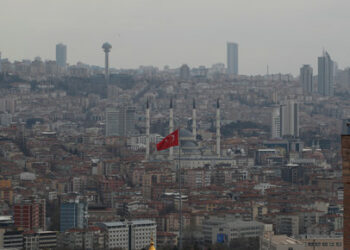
[178,129,182,250]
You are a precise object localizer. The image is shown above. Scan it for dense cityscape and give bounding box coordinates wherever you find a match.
[0,38,349,250]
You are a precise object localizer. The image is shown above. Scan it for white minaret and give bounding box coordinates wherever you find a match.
[169,98,174,160]
[145,99,150,161]
[192,99,196,140]
[216,99,221,157]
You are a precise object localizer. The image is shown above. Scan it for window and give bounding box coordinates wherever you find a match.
[288,248,293,250]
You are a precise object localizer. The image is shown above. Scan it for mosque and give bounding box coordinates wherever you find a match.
[145,98,236,169]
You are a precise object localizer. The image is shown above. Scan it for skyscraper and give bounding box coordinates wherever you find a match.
[300,65,313,94]
[280,100,299,138]
[106,108,118,137]
[60,199,88,232]
[56,43,67,68]
[105,106,136,137]
[271,107,281,139]
[227,42,238,75]
[318,51,334,96]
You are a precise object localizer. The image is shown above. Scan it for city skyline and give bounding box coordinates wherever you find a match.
[0,1,348,249]
[1,0,350,75]
[0,42,342,77]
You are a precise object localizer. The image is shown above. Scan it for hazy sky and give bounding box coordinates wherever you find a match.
[1,0,349,75]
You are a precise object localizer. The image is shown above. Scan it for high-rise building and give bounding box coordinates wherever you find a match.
[56,43,67,68]
[227,42,238,75]
[13,199,46,231]
[105,106,136,137]
[180,64,190,80]
[318,51,334,96]
[60,199,88,232]
[106,108,118,137]
[0,52,2,73]
[300,64,313,94]
[271,107,281,139]
[280,100,299,138]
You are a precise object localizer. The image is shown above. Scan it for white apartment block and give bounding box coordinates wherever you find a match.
[97,221,129,249]
[130,220,157,250]
[98,219,156,250]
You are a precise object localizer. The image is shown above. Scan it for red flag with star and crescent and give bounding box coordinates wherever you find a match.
[157,129,179,151]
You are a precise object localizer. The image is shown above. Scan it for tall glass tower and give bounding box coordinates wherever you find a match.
[300,64,313,94]
[318,51,334,96]
[227,42,238,75]
[56,43,67,68]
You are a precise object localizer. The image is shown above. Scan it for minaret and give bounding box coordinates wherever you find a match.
[146,99,150,161]
[192,98,197,140]
[216,98,221,157]
[169,98,174,160]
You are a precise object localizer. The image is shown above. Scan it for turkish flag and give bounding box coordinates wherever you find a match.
[157,129,179,151]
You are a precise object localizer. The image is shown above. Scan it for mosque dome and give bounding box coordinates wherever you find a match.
[179,129,201,155]
[179,129,193,140]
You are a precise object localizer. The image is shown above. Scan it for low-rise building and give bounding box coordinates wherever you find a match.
[24,231,57,250]
[261,234,304,250]
[212,219,264,244]
[301,235,343,250]
[0,229,24,249]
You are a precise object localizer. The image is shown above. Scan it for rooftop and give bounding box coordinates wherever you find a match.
[269,235,304,245]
